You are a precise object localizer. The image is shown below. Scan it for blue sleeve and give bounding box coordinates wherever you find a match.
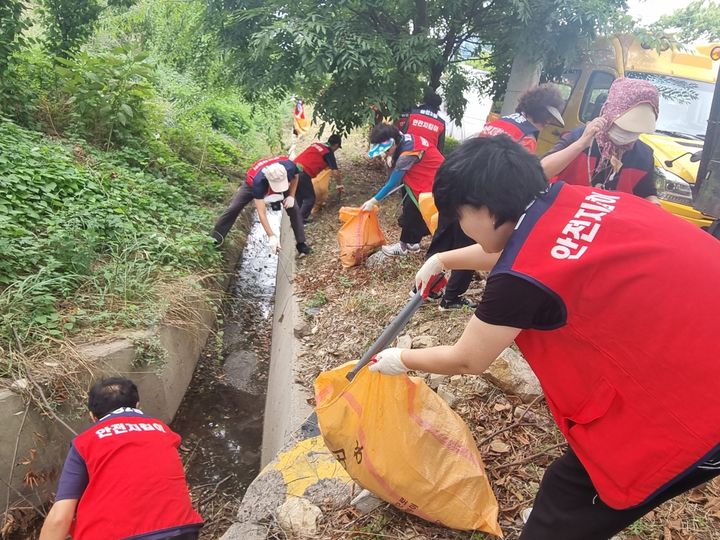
[252,175,268,199]
[323,152,338,170]
[55,445,88,501]
[374,169,408,201]
[282,161,298,177]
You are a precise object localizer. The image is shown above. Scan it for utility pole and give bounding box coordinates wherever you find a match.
[695,72,720,236]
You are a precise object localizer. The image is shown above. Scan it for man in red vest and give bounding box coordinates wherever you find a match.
[369,136,720,539]
[293,134,343,223]
[40,377,203,540]
[211,156,311,255]
[396,90,447,152]
[361,123,444,256]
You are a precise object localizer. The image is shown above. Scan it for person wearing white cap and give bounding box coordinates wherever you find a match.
[211,157,312,255]
[479,83,566,153]
[541,77,660,204]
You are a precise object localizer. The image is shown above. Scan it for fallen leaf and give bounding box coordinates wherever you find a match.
[490,440,511,453]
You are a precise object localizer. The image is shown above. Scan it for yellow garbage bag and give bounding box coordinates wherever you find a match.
[314,362,502,535]
[418,192,439,234]
[337,207,386,268]
[311,169,332,213]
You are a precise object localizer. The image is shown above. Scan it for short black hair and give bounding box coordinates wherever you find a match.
[327,133,342,147]
[88,377,140,418]
[422,89,442,112]
[433,135,547,228]
[369,123,401,145]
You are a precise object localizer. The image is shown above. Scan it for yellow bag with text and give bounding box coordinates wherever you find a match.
[314,362,502,535]
[337,207,386,268]
[418,192,439,234]
[311,169,332,212]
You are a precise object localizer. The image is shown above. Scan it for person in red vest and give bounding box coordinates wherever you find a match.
[361,124,444,256]
[40,377,203,540]
[211,156,311,255]
[541,77,660,204]
[293,134,343,223]
[426,84,565,309]
[480,83,566,152]
[397,89,447,152]
[369,136,720,539]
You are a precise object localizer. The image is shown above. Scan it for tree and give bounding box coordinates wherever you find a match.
[651,0,720,43]
[208,0,628,132]
[0,0,32,74]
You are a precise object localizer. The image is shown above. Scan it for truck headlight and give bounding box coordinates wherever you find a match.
[655,167,693,205]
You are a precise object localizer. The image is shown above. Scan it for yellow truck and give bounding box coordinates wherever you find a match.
[537,35,720,228]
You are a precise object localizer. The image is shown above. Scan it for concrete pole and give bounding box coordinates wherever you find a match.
[500,53,543,116]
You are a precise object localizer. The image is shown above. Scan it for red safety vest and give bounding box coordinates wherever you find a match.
[550,128,654,194]
[401,135,444,198]
[492,182,720,509]
[72,411,203,539]
[245,156,289,187]
[404,108,446,149]
[294,143,331,178]
[480,113,539,153]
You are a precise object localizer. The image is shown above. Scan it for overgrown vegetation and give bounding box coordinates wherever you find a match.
[0,0,288,373]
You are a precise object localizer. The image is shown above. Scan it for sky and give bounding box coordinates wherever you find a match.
[627,0,696,24]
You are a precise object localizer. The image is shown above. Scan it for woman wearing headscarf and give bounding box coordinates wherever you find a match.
[541,78,660,204]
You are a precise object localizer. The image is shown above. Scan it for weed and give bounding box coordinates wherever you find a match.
[131,336,167,369]
[307,290,329,308]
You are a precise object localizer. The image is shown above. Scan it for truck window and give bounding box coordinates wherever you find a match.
[580,71,615,122]
[551,69,581,111]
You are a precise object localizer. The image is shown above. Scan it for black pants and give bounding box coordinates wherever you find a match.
[297,171,316,221]
[210,183,306,244]
[520,448,720,540]
[398,192,430,244]
[426,212,475,301]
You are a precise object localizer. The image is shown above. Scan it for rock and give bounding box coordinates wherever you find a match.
[489,440,511,453]
[365,251,390,268]
[484,347,542,403]
[294,321,312,338]
[427,373,447,390]
[436,384,457,407]
[11,378,29,391]
[304,307,322,317]
[276,497,322,538]
[396,334,413,349]
[350,488,383,514]
[412,334,437,348]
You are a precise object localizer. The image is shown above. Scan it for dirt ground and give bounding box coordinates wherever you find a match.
[285,129,720,540]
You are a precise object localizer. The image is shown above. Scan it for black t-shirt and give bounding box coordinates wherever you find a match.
[474,274,564,330]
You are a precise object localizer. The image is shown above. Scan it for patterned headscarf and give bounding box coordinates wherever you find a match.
[595,77,659,164]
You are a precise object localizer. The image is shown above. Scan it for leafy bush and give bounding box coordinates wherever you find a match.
[443,136,461,156]
[56,46,156,147]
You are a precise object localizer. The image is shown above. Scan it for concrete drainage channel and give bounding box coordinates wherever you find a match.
[172,208,283,502]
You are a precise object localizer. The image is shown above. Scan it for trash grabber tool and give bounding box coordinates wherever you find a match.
[346,274,446,381]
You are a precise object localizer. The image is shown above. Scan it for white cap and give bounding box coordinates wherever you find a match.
[263,163,289,192]
[614,103,657,133]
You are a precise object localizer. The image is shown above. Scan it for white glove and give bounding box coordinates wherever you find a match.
[360,197,378,212]
[283,196,295,209]
[415,254,447,298]
[368,348,408,375]
[268,235,280,254]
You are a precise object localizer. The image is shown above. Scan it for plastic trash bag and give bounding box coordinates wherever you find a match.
[314,362,502,535]
[337,207,386,268]
[418,192,439,234]
[311,169,332,212]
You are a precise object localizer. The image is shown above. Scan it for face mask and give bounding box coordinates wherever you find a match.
[608,124,640,146]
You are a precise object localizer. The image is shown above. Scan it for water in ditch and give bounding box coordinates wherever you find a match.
[171,210,282,514]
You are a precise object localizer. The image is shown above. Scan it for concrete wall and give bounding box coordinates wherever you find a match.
[0,239,244,520]
[261,213,312,467]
